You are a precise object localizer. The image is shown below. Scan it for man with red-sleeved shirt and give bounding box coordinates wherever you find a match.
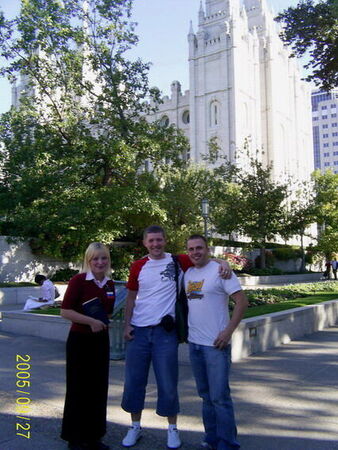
[121,225,231,449]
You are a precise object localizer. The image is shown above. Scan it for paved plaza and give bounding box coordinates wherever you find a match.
[1,325,338,450]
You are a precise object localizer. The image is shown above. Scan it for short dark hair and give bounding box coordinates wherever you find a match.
[143,225,166,239]
[34,274,46,284]
[186,234,208,246]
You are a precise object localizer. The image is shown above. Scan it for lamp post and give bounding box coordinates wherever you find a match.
[201,198,209,240]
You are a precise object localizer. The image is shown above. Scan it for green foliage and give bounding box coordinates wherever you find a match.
[245,281,338,306]
[244,293,338,318]
[155,164,215,253]
[209,238,250,248]
[304,251,314,264]
[205,145,291,268]
[110,245,144,281]
[29,307,61,315]
[315,227,338,257]
[50,267,79,282]
[275,0,338,90]
[0,0,190,259]
[312,170,338,255]
[272,247,303,261]
[0,282,35,287]
[245,287,307,307]
[221,253,252,271]
[253,249,276,269]
[246,267,284,276]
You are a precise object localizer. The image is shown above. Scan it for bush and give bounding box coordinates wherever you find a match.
[210,238,251,248]
[0,282,35,287]
[247,267,284,276]
[305,251,314,264]
[110,245,144,281]
[50,268,79,282]
[272,247,302,261]
[222,252,253,272]
[254,250,275,268]
[238,281,338,309]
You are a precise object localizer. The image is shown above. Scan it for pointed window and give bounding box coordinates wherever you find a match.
[160,115,170,127]
[210,101,220,127]
[182,110,190,124]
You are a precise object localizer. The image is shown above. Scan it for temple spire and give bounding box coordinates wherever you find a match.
[189,20,194,35]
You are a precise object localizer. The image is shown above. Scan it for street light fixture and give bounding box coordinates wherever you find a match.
[201,198,209,240]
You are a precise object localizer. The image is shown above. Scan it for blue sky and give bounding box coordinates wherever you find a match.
[0,0,298,114]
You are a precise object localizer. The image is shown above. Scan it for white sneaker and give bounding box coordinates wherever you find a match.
[122,426,142,447]
[167,428,182,449]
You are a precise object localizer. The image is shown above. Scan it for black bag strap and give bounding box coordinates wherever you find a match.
[172,255,180,300]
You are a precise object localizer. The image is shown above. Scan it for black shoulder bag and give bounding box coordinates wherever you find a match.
[172,255,189,344]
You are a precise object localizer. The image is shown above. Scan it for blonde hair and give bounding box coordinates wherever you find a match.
[82,242,111,277]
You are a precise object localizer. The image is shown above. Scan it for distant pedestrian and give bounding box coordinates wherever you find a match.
[324,260,331,280]
[331,258,338,280]
[23,274,55,311]
[60,243,115,450]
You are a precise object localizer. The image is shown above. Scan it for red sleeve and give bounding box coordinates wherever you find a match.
[126,257,148,291]
[61,273,85,310]
[177,254,193,272]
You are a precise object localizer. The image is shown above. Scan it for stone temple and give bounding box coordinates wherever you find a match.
[147,0,314,182]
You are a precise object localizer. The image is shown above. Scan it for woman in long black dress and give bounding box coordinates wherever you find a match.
[61,243,115,450]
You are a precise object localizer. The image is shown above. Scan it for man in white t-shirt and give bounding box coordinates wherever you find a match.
[121,225,232,449]
[23,274,56,311]
[184,234,248,450]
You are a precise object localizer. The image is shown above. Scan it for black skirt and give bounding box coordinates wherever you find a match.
[61,330,110,443]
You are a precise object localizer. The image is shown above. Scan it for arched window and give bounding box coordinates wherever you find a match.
[243,102,249,128]
[210,101,220,127]
[160,115,170,127]
[182,110,190,124]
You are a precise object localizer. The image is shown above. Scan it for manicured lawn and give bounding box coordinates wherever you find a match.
[244,292,338,318]
[29,307,61,315]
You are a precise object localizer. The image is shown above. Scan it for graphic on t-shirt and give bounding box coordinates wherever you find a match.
[160,261,176,281]
[186,280,204,300]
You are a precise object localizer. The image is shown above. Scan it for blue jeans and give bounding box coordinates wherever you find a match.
[121,325,179,417]
[189,343,240,450]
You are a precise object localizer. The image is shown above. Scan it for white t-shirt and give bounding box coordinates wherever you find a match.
[184,260,242,346]
[127,253,185,327]
[41,279,56,302]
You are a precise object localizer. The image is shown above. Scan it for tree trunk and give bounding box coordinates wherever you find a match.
[300,232,306,272]
[260,247,266,269]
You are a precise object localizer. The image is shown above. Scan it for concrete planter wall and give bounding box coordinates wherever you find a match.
[230,299,338,361]
[2,299,337,363]
[0,284,68,306]
[1,311,70,341]
[238,272,322,286]
[0,287,40,306]
[177,299,338,362]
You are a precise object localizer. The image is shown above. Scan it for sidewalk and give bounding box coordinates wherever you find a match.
[1,326,338,450]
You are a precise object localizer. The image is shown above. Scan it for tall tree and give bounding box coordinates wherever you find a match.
[207,147,290,268]
[155,164,215,252]
[312,169,338,256]
[275,0,338,90]
[280,181,317,271]
[0,0,188,259]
